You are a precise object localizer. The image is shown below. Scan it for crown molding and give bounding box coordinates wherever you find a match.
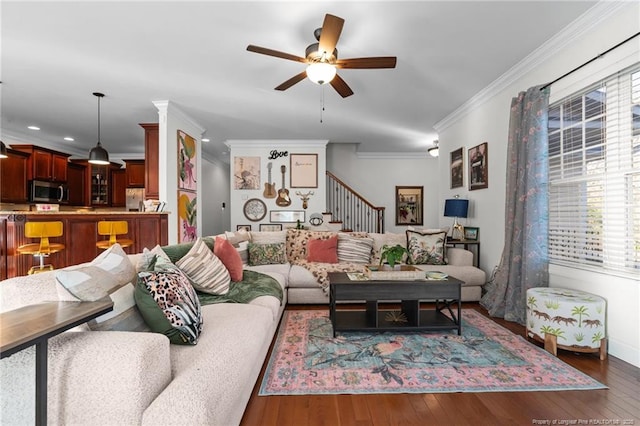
[434,1,627,133]
[356,151,432,160]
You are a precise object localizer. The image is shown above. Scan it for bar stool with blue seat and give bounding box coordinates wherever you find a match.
[96,220,134,250]
[17,221,65,274]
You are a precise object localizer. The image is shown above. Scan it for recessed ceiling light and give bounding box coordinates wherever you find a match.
[202,138,210,142]
[28,126,40,130]
[63,137,74,141]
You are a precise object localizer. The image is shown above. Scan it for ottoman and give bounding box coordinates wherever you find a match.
[526,287,607,360]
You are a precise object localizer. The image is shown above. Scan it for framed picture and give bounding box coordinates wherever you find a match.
[464,226,479,241]
[234,156,260,190]
[290,153,318,188]
[468,142,488,190]
[270,210,305,223]
[259,223,283,231]
[243,198,267,222]
[237,224,251,232]
[177,130,197,191]
[395,186,423,226]
[450,147,463,189]
[177,190,197,243]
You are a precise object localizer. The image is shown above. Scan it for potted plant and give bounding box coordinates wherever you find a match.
[379,244,408,269]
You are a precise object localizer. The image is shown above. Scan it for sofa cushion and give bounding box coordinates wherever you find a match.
[337,233,374,264]
[251,230,286,244]
[214,236,243,281]
[176,238,230,295]
[307,235,338,263]
[55,243,148,331]
[135,268,203,345]
[406,230,447,265]
[248,242,287,266]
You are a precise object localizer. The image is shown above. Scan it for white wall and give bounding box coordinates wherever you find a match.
[200,156,230,236]
[326,143,440,234]
[225,140,327,232]
[434,2,640,366]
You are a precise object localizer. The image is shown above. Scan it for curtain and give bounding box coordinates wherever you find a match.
[480,85,550,324]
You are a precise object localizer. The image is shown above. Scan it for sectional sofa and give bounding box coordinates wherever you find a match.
[0,228,485,425]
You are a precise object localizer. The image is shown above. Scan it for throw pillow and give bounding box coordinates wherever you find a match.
[337,233,374,264]
[251,230,286,245]
[135,268,203,345]
[55,243,148,331]
[369,232,407,264]
[307,235,339,263]
[161,236,214,264]
[248,242,287,266]
[176,238,230,295]
[406,230,448,265]
[214,236,244,281]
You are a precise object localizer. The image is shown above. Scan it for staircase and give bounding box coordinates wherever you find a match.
[325,171,385,233]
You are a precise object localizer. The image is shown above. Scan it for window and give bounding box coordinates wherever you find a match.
[548,64,640,276]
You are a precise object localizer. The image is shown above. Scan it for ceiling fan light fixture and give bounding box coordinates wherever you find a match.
[428,140,439,157]
[89,92,110,165]
[306,62,337,85]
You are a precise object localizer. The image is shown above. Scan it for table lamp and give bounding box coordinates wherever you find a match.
[444,198,469,240]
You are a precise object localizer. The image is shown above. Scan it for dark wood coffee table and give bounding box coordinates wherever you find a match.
[328,272,462,337]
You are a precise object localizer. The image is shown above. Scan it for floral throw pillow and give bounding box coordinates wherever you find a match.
[406,230,447,265]
[248,242,287,266]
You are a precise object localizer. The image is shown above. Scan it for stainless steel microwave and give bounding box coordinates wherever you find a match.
[29,180,69,203]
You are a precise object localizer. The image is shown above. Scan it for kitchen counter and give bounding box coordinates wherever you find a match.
[0,211,168,279]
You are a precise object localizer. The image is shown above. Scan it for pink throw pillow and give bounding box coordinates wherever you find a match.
[307,235,339,263]
[214,236,244,281]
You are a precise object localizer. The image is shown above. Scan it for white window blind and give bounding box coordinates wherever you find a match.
[548,64,640,276]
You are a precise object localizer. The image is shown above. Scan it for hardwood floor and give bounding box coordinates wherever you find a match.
[241,303,640,426]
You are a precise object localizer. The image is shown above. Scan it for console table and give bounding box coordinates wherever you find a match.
[328,272,462,337]
[0,299,114,425]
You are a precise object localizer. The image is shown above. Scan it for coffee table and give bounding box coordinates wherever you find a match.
[328,272,462,337]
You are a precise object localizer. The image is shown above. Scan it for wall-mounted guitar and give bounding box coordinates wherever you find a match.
[276,165,291,206]
[263,162,276,199]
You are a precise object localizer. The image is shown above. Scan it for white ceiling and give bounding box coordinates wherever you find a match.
[1,1,597,162]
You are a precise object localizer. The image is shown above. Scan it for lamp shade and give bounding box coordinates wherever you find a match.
[444,199,468,218]
[306,62,337,85]
[89,142,109,164]
[0,141,8,159]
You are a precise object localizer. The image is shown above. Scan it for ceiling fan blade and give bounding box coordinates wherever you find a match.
[318,14,344,56]
[335,57,397,69]
[330,74,354,98]
[275,71,308,91]
[247,45,307,63]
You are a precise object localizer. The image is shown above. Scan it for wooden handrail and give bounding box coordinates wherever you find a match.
[325,171,385,212]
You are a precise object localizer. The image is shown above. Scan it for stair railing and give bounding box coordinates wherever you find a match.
[326,171,385,233]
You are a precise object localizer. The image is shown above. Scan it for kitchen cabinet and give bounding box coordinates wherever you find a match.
[0,149,30,203]
[11,145,70,182]
[140,123,159,199]
[123,160,145,188]
[69,160,121,206]
[66,162,86,206]
[111,168,126,207]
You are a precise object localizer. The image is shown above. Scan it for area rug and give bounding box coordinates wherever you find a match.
[259,309,606,395]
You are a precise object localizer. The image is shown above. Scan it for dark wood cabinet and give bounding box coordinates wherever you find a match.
[69,160,122,207]
[66,162,87,206]
[140,123,159,199]
[124,160,145,188]
[111,168,126,207]
[11,145,70,182]
[0,149,30,203]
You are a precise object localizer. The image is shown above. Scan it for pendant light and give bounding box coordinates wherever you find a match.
[88,92,110,165]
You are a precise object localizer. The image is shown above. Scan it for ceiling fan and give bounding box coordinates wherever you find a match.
[247,13,397,98]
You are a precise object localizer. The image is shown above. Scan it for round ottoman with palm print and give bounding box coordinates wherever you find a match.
[525,287,607,360]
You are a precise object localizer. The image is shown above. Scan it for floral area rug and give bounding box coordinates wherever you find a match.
[259,309,606,395]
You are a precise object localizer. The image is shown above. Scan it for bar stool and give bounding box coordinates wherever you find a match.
[96,221,134,250]
[17,221,65,274]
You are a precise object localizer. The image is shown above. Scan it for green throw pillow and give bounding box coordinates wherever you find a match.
[248,242,287,266]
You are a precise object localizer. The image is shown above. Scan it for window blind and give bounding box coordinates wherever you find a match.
[548,64,640,276]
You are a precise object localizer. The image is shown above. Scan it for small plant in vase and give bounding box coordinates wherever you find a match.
[379,244,408,269]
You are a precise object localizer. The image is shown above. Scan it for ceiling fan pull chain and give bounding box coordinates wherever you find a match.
[320,86,325,123]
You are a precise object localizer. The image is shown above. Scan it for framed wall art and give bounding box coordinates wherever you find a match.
[270,210,305,223]
[234,156,260,190]
[177,190,197,243]
[464,226,479,241]
[450,147,463,189]
[395,186,423,226]
[243,198,267,222]
[237,224,252,232]
[468,142,488,190]
[178,130,197,191]
[259,223,283,231]
[290,153,318,188]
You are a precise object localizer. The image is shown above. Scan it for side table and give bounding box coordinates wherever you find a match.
[447,239,480,268]
[0,299,114,426]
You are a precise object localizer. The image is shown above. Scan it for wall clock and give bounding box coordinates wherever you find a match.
[243,198,267,222]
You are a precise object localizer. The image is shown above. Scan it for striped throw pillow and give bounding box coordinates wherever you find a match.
[337,233,374,264]
[176,238,230,295]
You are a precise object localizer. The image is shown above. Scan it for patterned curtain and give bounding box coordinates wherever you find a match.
[480,85,550,324]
